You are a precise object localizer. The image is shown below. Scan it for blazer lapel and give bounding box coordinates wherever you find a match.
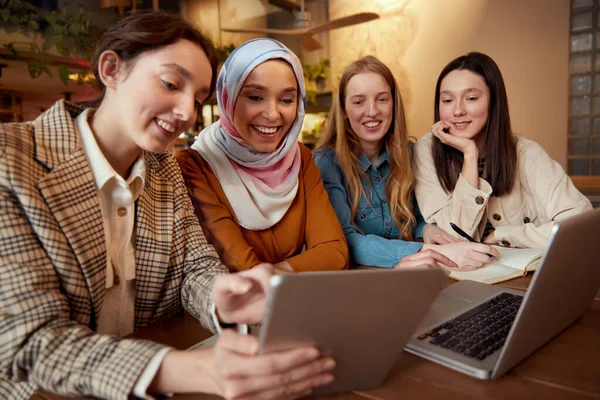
[33,100,85,169]
[134,154,173,326]
[34,101,107,327]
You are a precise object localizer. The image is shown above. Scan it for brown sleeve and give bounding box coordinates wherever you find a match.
[285,145,349,271]
[175,149,261,272]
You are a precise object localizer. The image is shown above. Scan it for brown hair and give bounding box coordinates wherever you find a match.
[87,11,218,107]
[315,55,415,240]
[433,52,517,196]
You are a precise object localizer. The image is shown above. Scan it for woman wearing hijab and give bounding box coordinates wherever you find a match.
[176,38,348,273]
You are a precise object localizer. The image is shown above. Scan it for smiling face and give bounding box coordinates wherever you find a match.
[112,39,213,153]
[438,69,490,142]
[232,59,298,153]
[343,71,393,152]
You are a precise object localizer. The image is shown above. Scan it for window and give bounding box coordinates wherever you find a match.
[569,0,600,175]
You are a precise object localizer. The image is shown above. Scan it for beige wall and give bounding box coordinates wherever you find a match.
[329,0,569,166]
[182,0,270,47]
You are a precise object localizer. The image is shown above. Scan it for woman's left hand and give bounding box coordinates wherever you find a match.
[213,263,274,325]
[394,249,457,269]
[423,224,461,245]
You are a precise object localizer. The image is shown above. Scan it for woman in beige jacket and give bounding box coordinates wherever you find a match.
[414,52,592,249]
[0,12,333,400]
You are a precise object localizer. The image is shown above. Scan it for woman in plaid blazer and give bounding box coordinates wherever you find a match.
[0,12,334,400]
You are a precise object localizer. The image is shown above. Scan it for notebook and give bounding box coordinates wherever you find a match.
[449,246,543,284]
[405,207,600,380]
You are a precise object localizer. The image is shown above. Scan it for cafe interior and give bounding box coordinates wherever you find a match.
[2,0,598,206]
[1,2,600,399]
[0,0,599,208]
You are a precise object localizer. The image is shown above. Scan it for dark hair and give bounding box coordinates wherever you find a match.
[87,11,218,107]
[432,52,517,196]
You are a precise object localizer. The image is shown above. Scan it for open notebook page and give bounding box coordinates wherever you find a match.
[449,246,544,284]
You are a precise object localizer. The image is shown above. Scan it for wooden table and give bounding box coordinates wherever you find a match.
[572,176,600,207]
[32,276,600,400]
[572,176,600,197]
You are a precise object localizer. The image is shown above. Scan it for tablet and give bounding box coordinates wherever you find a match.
[258,267,448,395]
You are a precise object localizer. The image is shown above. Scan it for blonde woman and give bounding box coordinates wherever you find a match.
[314,56,497,270]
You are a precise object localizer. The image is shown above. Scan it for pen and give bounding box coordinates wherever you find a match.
[450,222,497,260]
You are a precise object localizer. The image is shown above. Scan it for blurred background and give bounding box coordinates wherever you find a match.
[1,0,599,203]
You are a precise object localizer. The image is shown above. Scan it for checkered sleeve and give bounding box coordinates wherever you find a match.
[0,126,167,399]
[167,158,228,332]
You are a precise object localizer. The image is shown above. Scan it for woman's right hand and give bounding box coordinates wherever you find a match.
[150,329,335,399]
[424,242,498,271]
[431,120,478,158]
[423,224,461,245]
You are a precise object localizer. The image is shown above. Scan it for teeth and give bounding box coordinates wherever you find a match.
[364,121,380,128]
[454,122,469,127]
[253,125,278,134]
[157,119,176,133]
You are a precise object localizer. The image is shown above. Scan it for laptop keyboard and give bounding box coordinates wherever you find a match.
[417,292,523,361]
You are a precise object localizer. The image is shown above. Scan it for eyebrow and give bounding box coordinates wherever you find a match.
[162,63,193,79]
[242,83,297,93]
[350,91,391,99]
[161,63,210,95]
[440,88,483,95]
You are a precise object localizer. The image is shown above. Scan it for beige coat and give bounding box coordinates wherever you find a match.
[414,133,592,249]
[0,101,226,399]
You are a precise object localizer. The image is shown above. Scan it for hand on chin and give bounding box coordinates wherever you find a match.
[432,126,477,155]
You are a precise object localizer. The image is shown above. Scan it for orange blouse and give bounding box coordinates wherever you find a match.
[176,143,348,272]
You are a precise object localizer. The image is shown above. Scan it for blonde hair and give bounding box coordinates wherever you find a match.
[315,55,415,240]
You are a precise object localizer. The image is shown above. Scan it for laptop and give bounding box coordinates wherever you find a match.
[405,207,600,379]
[257,268,448,395]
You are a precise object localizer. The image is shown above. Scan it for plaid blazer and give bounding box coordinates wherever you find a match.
[0,100,227,399]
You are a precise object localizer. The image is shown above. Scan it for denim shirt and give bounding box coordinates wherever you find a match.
[314,148,426,268]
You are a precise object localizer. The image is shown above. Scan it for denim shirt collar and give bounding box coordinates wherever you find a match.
[358,150,390,172]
